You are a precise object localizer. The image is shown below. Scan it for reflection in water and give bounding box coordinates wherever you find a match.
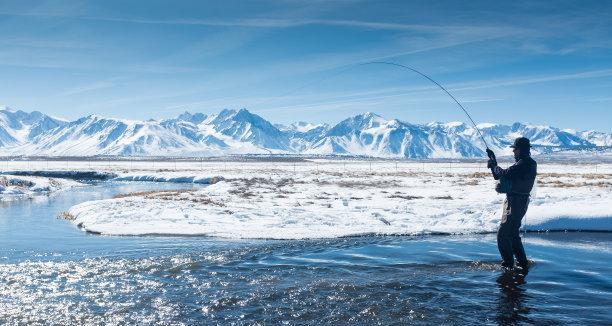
[496,270,531,325]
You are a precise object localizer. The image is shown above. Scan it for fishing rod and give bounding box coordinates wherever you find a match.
[357,61,490,150]
[259,60,490,150]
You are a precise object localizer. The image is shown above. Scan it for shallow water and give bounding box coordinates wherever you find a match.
[1,182,611,325]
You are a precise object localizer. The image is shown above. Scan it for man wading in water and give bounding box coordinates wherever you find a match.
[486,137,537,275]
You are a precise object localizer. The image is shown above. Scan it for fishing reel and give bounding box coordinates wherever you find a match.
[495,178,512,194]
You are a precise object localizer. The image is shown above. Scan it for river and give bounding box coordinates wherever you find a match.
[1,182,610,325]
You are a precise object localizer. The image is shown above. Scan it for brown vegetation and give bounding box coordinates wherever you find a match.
[537,179,611,188]
[113,189,226,206]
[388,193,423,200]
[58,211,75,220]
[330,179,401,188]
[0,176,34,188]
[431,195,453,200]
[228,188,256,199]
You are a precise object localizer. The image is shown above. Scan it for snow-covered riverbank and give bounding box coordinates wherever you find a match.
[52,160,612,239]
[0,174,85,200]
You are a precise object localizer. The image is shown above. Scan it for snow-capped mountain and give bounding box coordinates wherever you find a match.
[305,113,487,158]
[576,130,612,147]
[0,107,609,158]
[204,109,290,152]
[276,121,330,152]
[24,115,206,156]
[0,108,66,147]
[472,122,593,149]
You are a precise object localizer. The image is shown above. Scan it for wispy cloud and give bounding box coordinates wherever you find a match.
[585,97,612,102]
[460,97,504,103]
[451,68,612,92]
[56,80,117,96]
[0,10,524,33]
[0,37,94,49]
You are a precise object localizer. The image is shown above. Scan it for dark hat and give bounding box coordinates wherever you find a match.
[510,137,531,149]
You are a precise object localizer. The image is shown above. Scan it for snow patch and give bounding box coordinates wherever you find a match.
[65,164,612,238]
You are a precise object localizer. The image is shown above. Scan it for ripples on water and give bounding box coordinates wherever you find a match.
[1,183,611,325]
[2,236,611,325]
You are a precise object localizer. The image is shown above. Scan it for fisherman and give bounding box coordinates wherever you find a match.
[486,137,537,274]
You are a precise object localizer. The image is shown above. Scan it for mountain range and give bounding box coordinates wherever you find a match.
[0,107,609,158]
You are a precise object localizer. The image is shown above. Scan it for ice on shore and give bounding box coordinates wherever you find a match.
[1,170,116,180]
[0,175,84,200]
[526,200,612,231]
[113,173,223,184]
[66,165,612,239]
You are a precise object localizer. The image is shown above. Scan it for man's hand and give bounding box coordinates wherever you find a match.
[486,148,496,160]
[487,158,497,169]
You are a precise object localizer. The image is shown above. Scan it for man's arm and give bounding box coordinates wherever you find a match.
[486,149,500,179]
[491,159,529,180]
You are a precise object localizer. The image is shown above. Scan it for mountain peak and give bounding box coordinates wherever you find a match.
[0,106,16,113]
[360,111,382,119]
[234,108,256,119]
[354,112,387,125]
[177,111,207,124]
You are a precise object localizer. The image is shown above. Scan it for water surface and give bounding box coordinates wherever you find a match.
[1,182,611,325]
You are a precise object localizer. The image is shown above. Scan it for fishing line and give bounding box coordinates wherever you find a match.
[358,61,489,149]
[263,60,490,150]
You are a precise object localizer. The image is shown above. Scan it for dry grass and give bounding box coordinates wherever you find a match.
[537,172,611,188]
[537,179,611,188]
[113,189,193,199]
[388,193,423,200]
[465,172,489,178]
[58,211,75,220]
[226,177,304,199]
[455,179,480,186]
[331,179,401,188]
[113,189,226,206]
[539,172,611,179]
[228,188,256,199]
[431,195,453,200]
[0,176,34,188]
[376,171,430,178]
[229,177,304,188]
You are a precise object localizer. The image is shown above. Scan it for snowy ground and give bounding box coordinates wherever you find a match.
[0,174,85,200]
[0,160,612,239]
[1,159,610,238]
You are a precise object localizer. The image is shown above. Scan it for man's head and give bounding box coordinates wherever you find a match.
[510,137,531,160]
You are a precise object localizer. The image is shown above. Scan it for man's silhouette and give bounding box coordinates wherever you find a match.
[487,137,537,274]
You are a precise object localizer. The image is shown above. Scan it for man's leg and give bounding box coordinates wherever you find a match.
[497,225,514,267]
[509,197,529,270]
[512,235,528,270]
[498,198,514,267]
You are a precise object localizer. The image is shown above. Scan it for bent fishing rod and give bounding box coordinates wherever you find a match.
[357,61,490,150]
[261,60,490,150]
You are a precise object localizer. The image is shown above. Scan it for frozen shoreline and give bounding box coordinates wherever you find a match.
[54,161,611,239]
[0,174,85,200]
[113,173,223,184]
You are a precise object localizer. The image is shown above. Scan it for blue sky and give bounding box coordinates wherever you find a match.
[0,0,611,131]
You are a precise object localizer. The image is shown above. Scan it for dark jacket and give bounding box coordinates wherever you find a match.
[492,156,537,195]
